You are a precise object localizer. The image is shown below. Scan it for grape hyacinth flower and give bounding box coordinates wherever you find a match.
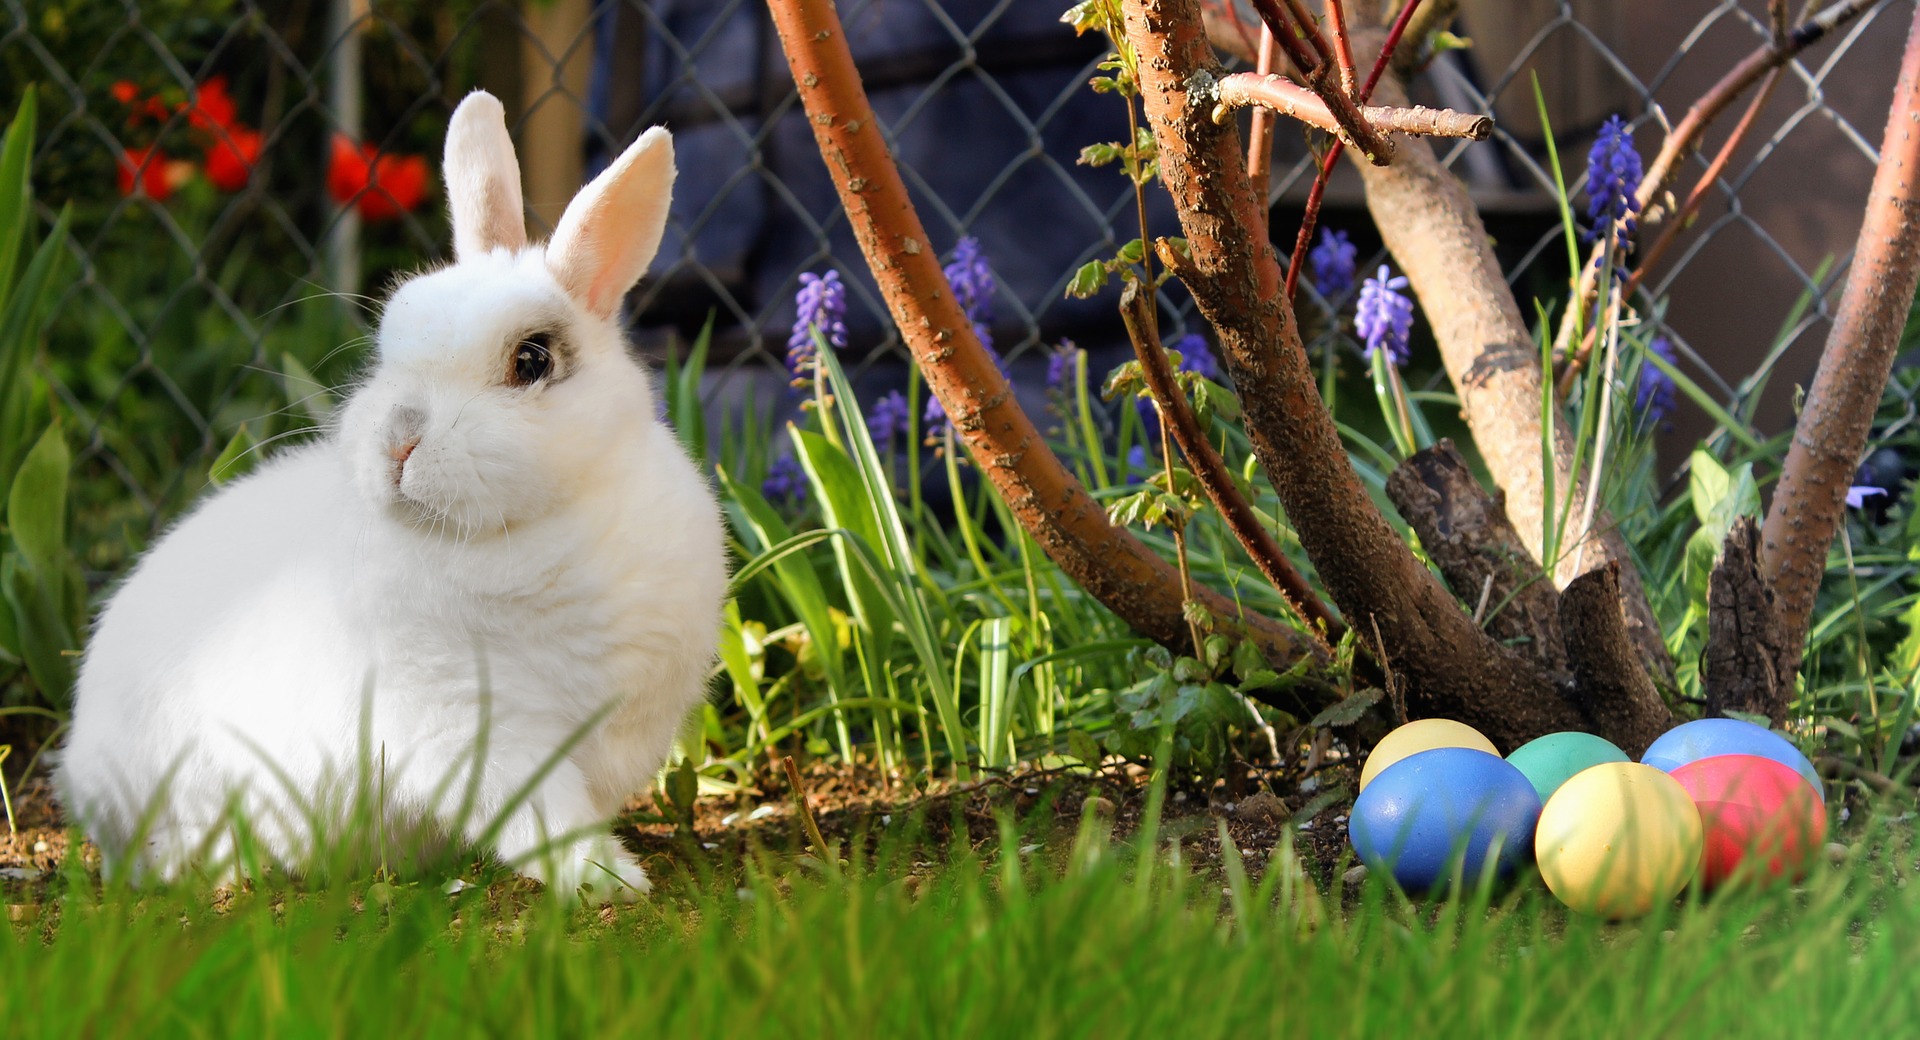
[1047,339,1081,393]
[1846,486,1888,510]
[1172,332,1220,382]
[1584,115,1643,245]
[1308,228,1358,299]
[763,455,807,507]
[1355,265,1414,367]
[1636,336,1677,424]
[787,269,848,390]
[923,393,951,444]
[1126,443,1152,484]
[943,236,1006,372]
[868,390,911,445]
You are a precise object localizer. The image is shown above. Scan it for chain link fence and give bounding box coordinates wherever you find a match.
[1,0,1908,543]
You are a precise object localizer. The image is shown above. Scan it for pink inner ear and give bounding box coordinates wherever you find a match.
[547,128,675,320]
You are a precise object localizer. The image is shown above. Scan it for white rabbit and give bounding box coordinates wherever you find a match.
[55,91,728,901]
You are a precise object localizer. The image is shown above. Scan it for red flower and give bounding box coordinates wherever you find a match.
[117,146,180,200]
[112,81,170,126]
[204,125,262,192]
[183,76,237,132]
[327,134,430,222]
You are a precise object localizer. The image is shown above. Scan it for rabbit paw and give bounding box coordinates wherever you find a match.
[527,835,651,904]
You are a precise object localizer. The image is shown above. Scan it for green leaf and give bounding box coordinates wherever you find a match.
[0,208,72,493]
[790,428,898,665]
[668,314,714,460]
[0,91,38,306]
[209,424,259,486]
[1684,526,1720,609]
[1115,238,1145,264]
[1078,143,1121,167]
[4,562,74,710]
[1688,449,1731,525]
[1067,260,1111,299]
[1067,728,1103,768]
[7,424,68,581]
[1309,687,1382,729]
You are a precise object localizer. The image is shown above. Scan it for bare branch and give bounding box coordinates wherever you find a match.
[1214,73,1490,140]
[1554,0,1884,362]
[1344,27,1673,680]
[1127,0,1588,749]
[763,0,1327,673]
[1118,281,1347,645]
[1248,0,1398,163]
[1762,2,1920,669]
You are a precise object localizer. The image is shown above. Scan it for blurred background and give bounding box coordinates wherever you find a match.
[1,0,1908,556]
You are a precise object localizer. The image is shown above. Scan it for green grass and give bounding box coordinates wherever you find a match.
[5,807,1918,1037]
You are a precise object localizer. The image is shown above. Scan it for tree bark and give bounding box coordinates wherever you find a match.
[1346,28,1672,683]
[1126,0,1585,751]
[763,0,1327,674]
[1762,1,1920,671]
[1704,517,1796,723]
[1559,565,1674,758]
[1386,441,1566,676]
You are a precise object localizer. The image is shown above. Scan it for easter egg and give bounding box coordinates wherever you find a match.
[1670,754,1826,889]
[1349,747,1542,892]
[1536,762,1703,918]
[1506,731,1630,802]
[1641,718,1822,801]
[1358,718,1499,792]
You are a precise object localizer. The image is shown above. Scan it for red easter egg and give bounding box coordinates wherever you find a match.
[1670,754,1825,889]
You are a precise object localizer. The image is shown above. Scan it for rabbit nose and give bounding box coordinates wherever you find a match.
[387,406,426,474]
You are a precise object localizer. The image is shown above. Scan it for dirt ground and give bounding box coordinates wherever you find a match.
[0,756,1363,909]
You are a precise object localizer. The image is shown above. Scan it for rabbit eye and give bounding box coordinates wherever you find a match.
[510,333,554,386]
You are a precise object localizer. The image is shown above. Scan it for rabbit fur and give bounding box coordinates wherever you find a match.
[55,92,727,901]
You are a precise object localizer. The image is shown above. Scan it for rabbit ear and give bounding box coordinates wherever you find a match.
[444,91,527,260]
[546,127,674,320]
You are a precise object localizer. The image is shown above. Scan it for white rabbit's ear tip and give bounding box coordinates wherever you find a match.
[445,92,527,260]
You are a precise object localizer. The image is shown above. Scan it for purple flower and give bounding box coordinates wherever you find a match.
[1584,115,1643,245]
[1172,332,1220,382]
[1636,335,1677,423]
[787,270,848,390]
[944,236,998,358]
[1355,265,1414,367]
[867,390,911,444]
[1846,486,1888,509]
[762,455,807,507]
[923,392,951,443]
[1308,228,1357,299]
[1126,443,1153,484]
[1047,340,1081,393]
[1136,395,1161,447]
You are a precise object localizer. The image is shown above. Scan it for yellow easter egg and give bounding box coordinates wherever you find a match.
[1535,762,1703,919]
[1358,719,1499,792]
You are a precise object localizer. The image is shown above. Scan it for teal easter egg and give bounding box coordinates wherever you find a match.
[1506,731,1630,802]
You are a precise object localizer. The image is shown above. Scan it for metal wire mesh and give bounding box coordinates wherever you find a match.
[2,0,1907,528]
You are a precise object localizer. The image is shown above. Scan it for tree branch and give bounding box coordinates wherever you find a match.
[1553,0,1884,363]
[1762,1,1920,669]
[1118,282,1346,644]
[1128,0,1587,749]
[1214,73,1490,140]
[1704,517,1795,722]
[1344,27,1673,681]
[1385,441,1567,676]
[764,0,1327,673]
[1558,564,1674,757]
[1248,0,1397,163]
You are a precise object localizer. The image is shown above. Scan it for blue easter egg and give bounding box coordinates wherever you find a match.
[1348,747,1544,892]
[1641,718,1822,801]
